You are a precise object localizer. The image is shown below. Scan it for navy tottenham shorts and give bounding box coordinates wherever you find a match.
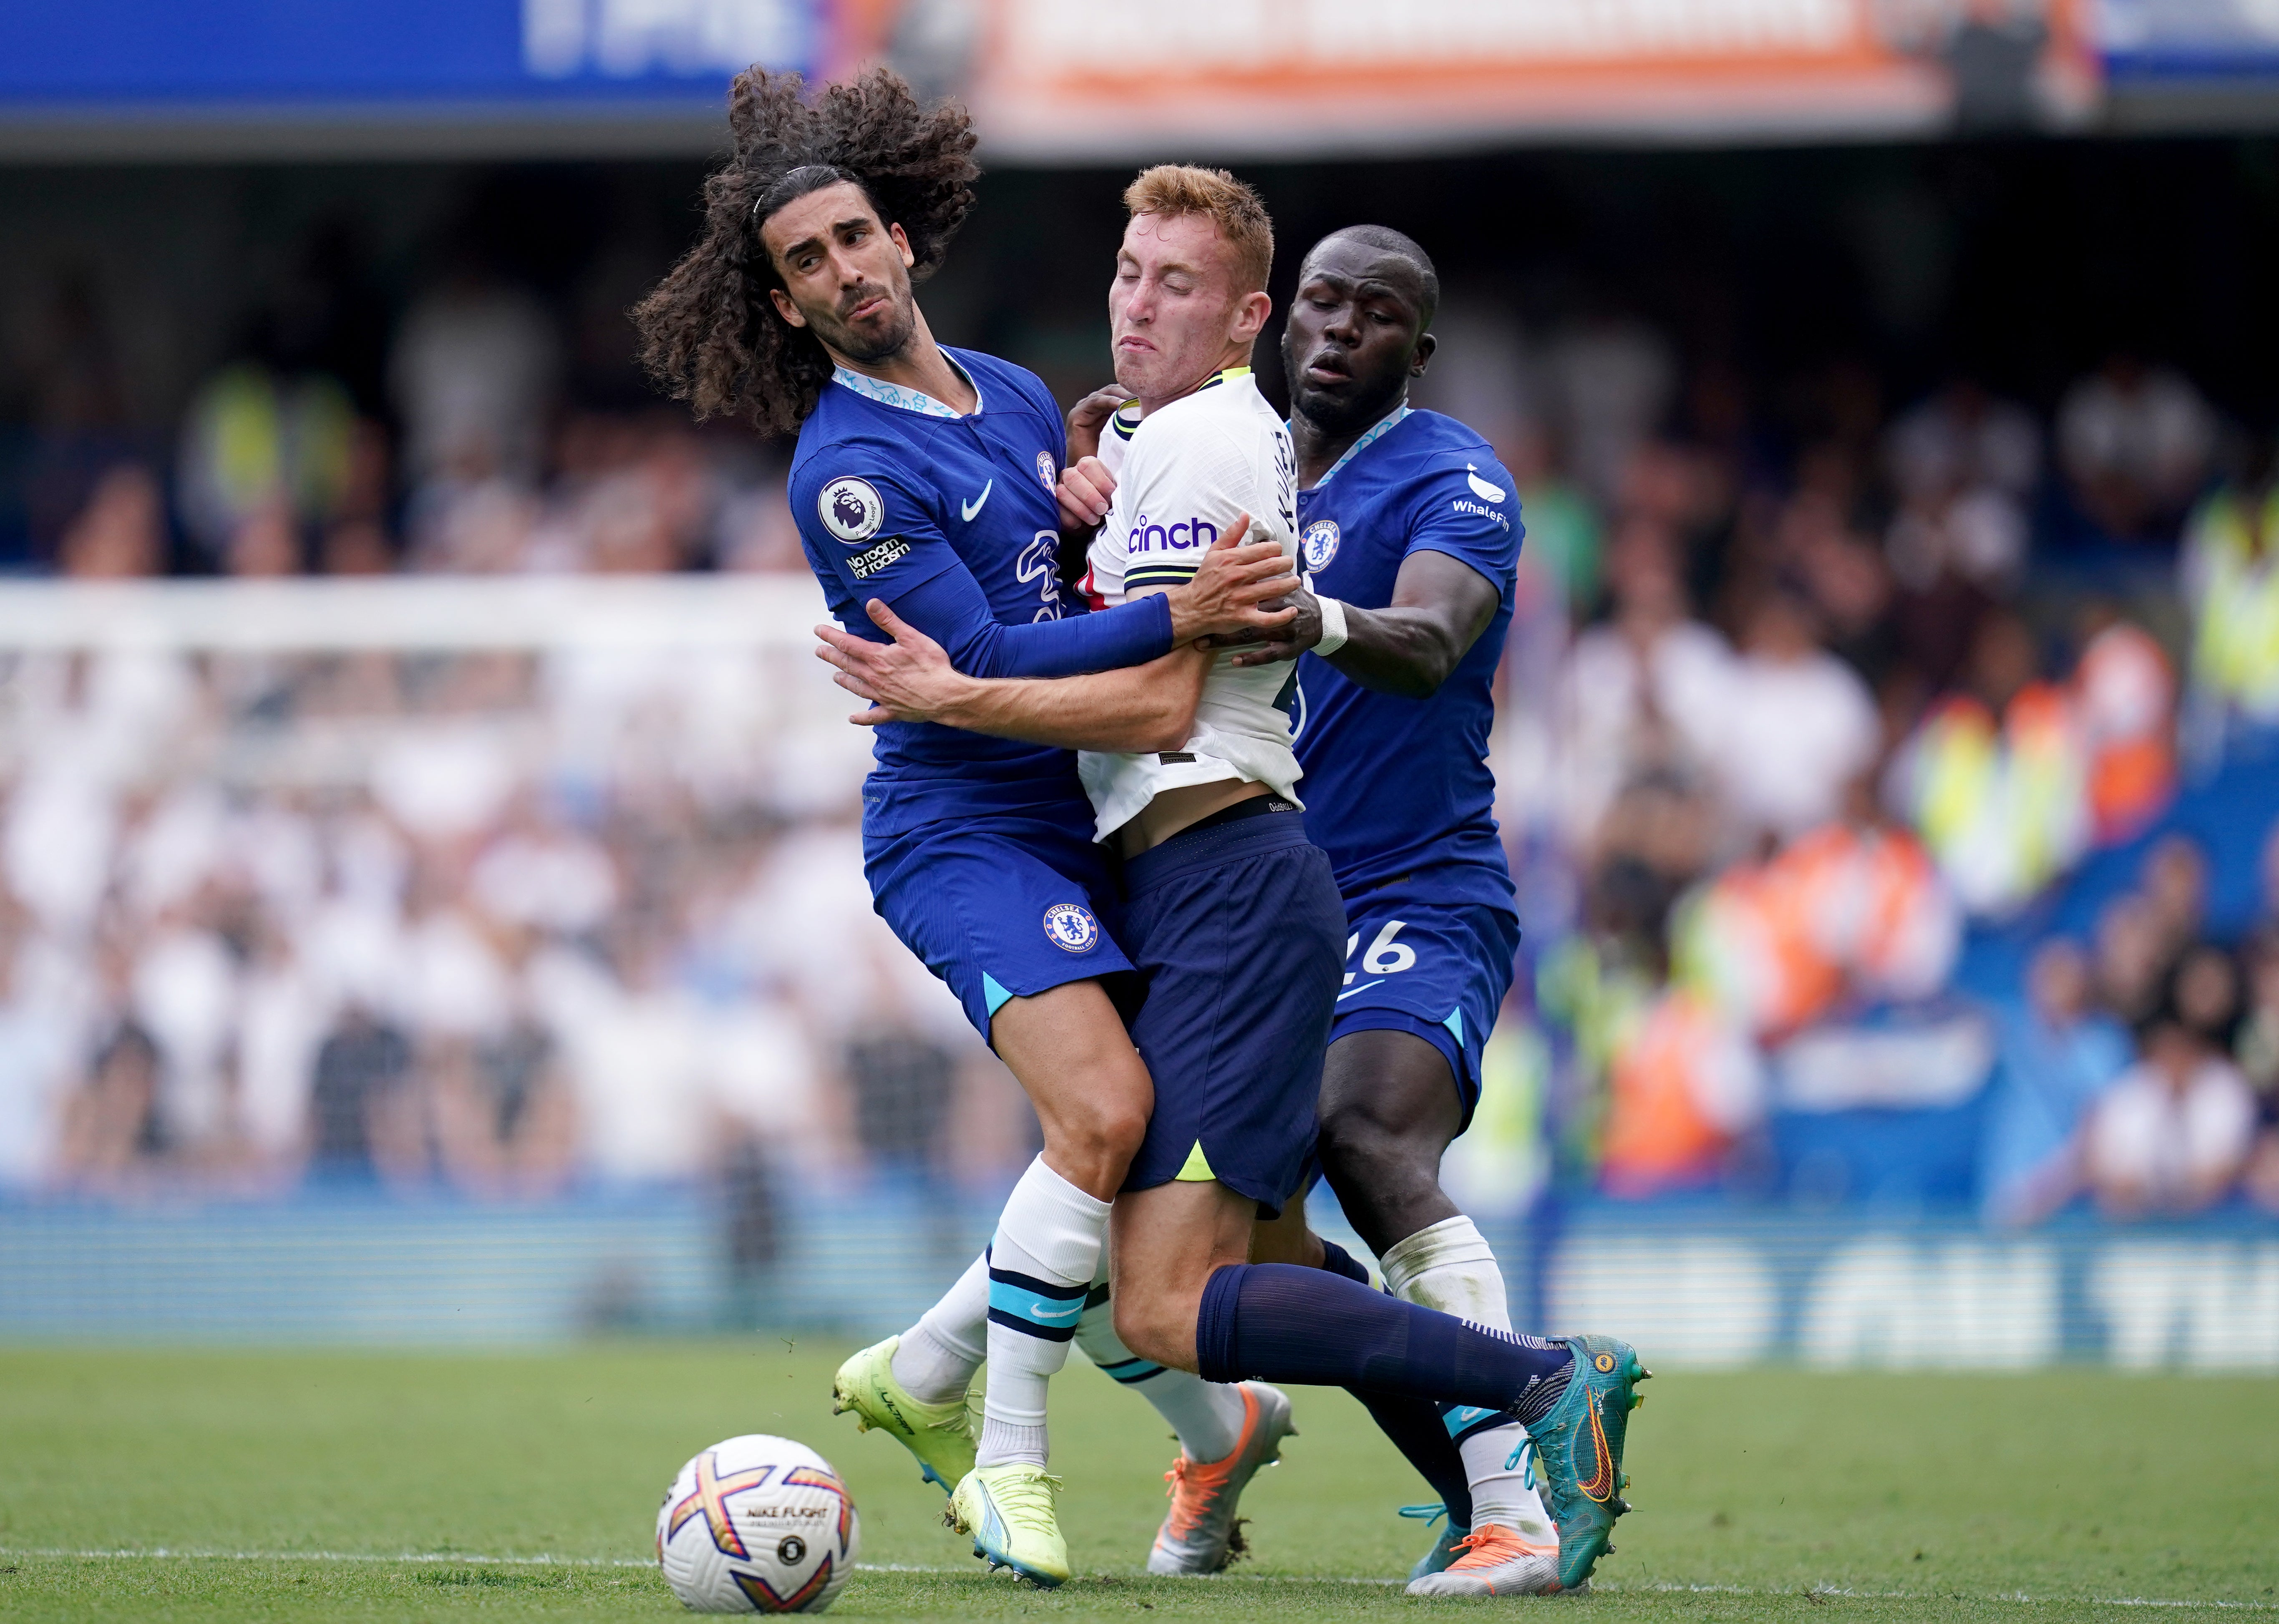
[865,806,1136,1043]
[1118,806,1348,1216]
[1328,882,1521,1135]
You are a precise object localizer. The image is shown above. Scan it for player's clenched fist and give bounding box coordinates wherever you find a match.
[1056,456,1117,532]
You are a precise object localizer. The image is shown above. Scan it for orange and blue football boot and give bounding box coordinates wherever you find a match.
[1529,1334,1649,1591]
[1406,1521,1562,1596]
[1146,1382,1296,1574]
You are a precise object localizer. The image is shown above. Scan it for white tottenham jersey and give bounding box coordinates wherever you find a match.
[1078,367,1303,840]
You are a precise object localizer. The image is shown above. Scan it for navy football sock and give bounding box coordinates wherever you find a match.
[1196,1262,1571,1415]
[1308,1239,1474,1521]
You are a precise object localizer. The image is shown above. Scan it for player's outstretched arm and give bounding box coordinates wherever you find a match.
[817,600,1209,753]
[1229,549,1499,697]
[1160,514,1302,645]
[800,461,1279,683]
[874,529,1286,682]
[1056,464,1302,646]
[924,650,1210,754]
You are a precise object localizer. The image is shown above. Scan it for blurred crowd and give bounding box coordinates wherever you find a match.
[6,244,2279,1227]
[18,249,806,582]
[0,636,1029,1209]
[1427,300,2279,1223]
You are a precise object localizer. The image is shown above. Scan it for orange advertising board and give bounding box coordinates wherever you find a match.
[938,0,2098,156]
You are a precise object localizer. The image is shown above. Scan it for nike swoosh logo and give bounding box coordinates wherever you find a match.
[1336,980,1386,1001]
[1579,1395,1617,1502]
[961,479,993,521]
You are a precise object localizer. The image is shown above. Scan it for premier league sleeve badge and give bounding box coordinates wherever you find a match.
[819,476,885,544]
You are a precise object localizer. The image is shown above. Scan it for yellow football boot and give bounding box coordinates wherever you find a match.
[829,1335,976,1493]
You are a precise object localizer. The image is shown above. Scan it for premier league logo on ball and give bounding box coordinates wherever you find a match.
[1041,903,1100,953]
[818,476,884,544]
[1302,519,1341,573]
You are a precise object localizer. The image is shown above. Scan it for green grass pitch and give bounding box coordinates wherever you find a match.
[1,1343,2272,1620]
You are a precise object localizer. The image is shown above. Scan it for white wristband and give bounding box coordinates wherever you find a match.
[1313,594,1350,658]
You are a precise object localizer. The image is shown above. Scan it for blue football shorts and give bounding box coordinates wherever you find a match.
[1118,807,1348,1216]
[864,803,1135,1043]
[1329,880,1521,1135]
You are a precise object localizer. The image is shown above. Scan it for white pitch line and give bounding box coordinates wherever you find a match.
[1613,1583,2279,1612]
[2088,1594,2279,1612]
[2,1550,655,1568]
[0,1552,1391,1582]
[3,1551,2271,1609]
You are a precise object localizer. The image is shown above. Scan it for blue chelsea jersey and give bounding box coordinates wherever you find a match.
[1292,408,1523,907]
[791,347,1080,831]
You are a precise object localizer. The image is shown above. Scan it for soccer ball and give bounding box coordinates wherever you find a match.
[657,1435,860,1613]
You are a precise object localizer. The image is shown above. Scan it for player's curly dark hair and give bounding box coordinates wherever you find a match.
[631,68,979,437]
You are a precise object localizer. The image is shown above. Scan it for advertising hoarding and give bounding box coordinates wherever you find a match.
[0,0,818,156]
[947,0,2103,155]
[0,1,2272,164]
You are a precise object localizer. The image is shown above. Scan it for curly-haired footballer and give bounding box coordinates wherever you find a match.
[632,68,1299,1587]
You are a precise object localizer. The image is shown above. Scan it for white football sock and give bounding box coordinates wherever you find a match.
[976,1156,1110,1468]
[891,1251,988,1405]
[1381,1214,1511,1328]
[1457,1422,1556,1541]
[1384,1215,1554,1541]
[1074,1255,1245,1464]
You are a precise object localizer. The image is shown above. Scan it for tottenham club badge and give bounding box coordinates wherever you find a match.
[1302,519,1341,574]
[819,476,884,544]
[1042,903,1100,953]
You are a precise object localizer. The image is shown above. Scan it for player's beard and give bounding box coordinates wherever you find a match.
[1286,339,1407,440]
[814,283,919,367]
[1292,372,1403,440]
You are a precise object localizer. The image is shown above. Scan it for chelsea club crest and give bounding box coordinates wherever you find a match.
[1042,903,1100,953]
[1302,519,1341,574]
[1036,451,1057,492]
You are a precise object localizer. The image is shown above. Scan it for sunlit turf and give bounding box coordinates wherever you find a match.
[1,1342,2273,1620]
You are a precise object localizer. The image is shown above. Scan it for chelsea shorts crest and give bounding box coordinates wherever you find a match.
[865,803,1136,1043]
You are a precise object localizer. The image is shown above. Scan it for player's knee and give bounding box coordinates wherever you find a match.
[1110,1289,1190,1370]
[1318,1096,1433,1185]
[1043,1097,1147,1187]
[1109,1294,1158,1362]
[1085,1098,1150,1167]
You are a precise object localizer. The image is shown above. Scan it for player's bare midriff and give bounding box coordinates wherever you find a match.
[1116,777,1274,859]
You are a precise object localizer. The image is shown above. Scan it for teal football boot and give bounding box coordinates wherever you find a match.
[1529,1335,1649,1592]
